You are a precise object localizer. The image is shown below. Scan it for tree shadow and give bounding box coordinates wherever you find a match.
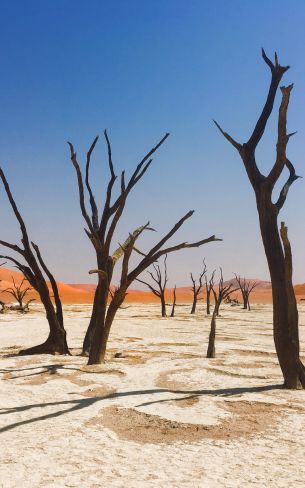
[0,383,282,434]
[0,363,100,380]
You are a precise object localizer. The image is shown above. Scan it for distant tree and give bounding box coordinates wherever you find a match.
[205,270,215,315]
[136,255,168,317]
[170,285,177,317]
[69,131,221,364]
[214,50,305,388]
[0,169,68,355]
[190,260,206,314]
[3,276,35,312]
[206,269,238,358]
[234,274,258,311]
[224,295,240,306]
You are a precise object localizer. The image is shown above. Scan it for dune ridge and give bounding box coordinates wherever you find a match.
[1,266,305,304]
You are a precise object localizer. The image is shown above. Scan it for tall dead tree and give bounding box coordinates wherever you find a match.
[170,285,177,317]
[2,276,35,311]
[190,260,206,314]
[137,255,168,317]
[205,270,215,315]
[0,169,68,355]
[234,274,258,311]
[214,50,305,388]
[206,269,238,358]
[69,131,221,364]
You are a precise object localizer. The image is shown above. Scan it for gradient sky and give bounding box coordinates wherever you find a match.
[0,0,305,286]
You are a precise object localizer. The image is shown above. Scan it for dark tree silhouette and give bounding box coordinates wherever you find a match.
[137,255,168,317]
[69,131,169,357]
[190,260,206,314]
[234,274,258,311]
[69,131,221,364]
[214,50,305,388]
[205,270,215,315]
[0,300,6,313]
[0,169,68,355]
[2,276,35,311]
[206,269,238,358]
[170,285,177,317]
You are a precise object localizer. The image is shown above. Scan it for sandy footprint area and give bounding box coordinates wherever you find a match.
[0,303,305,488]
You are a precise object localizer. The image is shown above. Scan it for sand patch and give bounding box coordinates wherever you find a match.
[230,349,277,357]
[207,367,269,379]
[79,386,116,398]
[86,401,284,444]
[0,345,22,357]
[212,360,275,369]
[174,395,200,407]
[156,368,195,390]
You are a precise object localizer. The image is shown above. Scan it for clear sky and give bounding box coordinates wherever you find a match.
[0,0,305,286]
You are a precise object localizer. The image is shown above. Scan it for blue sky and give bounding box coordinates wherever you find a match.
[0,0,305,285]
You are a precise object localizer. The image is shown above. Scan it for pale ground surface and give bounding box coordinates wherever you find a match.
[0,303,305,488]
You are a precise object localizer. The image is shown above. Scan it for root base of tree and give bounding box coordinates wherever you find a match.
[19,339,70,356]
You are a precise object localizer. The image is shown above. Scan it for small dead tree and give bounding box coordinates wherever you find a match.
[2,276,35,312]
[69,131,221,364]
[205,270,215,315]
[214,50,305,388]
[224,295,240,306]
[206,269,238,358]
[137,255,168,317]
[234,274,258,311]
[190,260,206,314]
[170,285,177,317]
[0,169,68,355]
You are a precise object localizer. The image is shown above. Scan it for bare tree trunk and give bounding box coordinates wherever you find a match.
[257,198,303,388]
[206,290,211,315]
[170,285,176,317]
[190,297,197,314]
[82,283,100,355]
[87,278,109,364]
[206,310,217,358]
[20,285,68,355]
[161,295,167,317]
[88,286,125,364]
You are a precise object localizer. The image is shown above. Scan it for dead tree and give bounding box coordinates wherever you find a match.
[136,255,168,317]
[190,260,206,314]
[170,285,177,317]
[0,169,68,355]
[205,270,215,315]
[224,295,240,306]
[214,50,305,388]
[2,276,34,311]
[69,131,221,364]
[234,274,258,311]
[206,269,238,358]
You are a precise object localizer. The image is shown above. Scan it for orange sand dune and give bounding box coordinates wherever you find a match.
[1,267,305,304]
[0,268,94,304]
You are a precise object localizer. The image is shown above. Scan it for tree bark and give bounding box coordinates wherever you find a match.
[190,297,197,314]
[206,310,217,358]
[19,282,69,355]
[256,193,303,388]
[170,286,176,317]
[161,295,167,317]
[82,283,100,355]
[206,290,211,315]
